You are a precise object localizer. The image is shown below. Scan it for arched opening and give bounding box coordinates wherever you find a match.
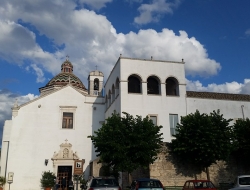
[128,75,141,93]
[108,90,111,106]
[94,78,99,90]
[112,85,115,102]
[166,77,179,96]
[147,76,160,95]
[115,78,119,97]
[105,95,108,109]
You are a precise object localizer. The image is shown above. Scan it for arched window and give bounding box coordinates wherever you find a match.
[166,77,179,96]
[105,95,108,109]
[94,78,99,90]
[108,90,111,106]
[112,85,115,102]
[115,78,119,97]
[147,76,160,94]
[128,75,141,93]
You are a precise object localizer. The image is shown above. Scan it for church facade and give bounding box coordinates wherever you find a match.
[1,56,250,190]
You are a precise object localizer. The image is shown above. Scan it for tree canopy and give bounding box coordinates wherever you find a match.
[88,112,163,173]
[231,118,250,166]
[169,110,233,179]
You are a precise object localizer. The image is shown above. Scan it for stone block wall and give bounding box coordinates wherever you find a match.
[91,148,250,188]
[149,148,250,187]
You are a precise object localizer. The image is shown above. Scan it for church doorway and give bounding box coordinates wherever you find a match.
[57,166,72,190]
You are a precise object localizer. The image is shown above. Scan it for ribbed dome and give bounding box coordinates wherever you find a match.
[46,73,86,90]
[40,58,87,93]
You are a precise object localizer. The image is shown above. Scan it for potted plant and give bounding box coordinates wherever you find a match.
[0,176,6,190]
[40,171,56,190]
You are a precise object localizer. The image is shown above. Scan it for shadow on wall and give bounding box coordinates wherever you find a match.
[215,156,250,185]
[164,142,250,186]
[165,143,202,178]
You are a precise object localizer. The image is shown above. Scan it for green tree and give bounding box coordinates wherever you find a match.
[88,112,163,174]
[169,110,233,180]
[231,118,250,167]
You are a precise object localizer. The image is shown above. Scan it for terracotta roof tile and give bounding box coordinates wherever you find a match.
[186,91,250,101]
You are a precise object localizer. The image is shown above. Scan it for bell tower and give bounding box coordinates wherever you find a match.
[88,69,104,96]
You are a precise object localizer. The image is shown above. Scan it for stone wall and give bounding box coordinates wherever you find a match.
[91,148,250,188]
[149,148,250,187]
[89,158,102,177]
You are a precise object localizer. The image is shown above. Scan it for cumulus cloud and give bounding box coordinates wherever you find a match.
[0,0,221,86]
[79,0,113,10]
[186,79,250,94]
[0,20,61,81]
[118,29,221,77]
[134,0,181,25]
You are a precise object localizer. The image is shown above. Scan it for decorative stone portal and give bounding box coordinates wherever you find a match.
[51,140,83,190]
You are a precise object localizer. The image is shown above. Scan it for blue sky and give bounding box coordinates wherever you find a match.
[0,0,250,141]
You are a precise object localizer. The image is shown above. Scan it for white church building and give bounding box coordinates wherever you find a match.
[1,56,250,190]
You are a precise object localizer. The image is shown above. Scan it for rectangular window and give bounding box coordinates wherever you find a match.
[62,112,73,129]
[149,115,157,125]
[169,114,178,136]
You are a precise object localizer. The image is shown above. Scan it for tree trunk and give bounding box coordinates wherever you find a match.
[128,173,132,186]
[205,167,210,181]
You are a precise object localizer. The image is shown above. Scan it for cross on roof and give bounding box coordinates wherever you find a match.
[66,55,69,61]
[95,65,98,70]
[65,139,68,143]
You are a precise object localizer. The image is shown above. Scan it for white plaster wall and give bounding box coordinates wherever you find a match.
[0,120,12,178]
[4,86,105,190]
[120,58,186,85]
[187,98,250,120]
[105,58,120,91]
[119,58,186,142]
[105,58,187,142]
[105,58,121,117]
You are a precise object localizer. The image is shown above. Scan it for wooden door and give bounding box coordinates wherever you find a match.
[57,166,72,190]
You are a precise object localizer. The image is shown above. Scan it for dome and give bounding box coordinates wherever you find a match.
[46,73,86,90]
[39,58,87,95]
[61,59,73,73]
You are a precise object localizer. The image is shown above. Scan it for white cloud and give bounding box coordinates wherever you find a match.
[134,0,181,25]
[0,0,220,86]
[0,20,61,80]
[186,79,250,94]
[79,0,113,10]
[125,0,143,3]
[117,29,221,77]
[245,29,250,36]
[30,64,45,83]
